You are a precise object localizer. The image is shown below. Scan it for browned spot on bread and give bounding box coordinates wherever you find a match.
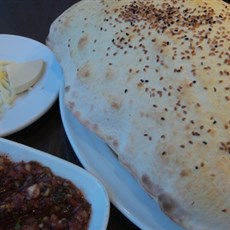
[92,123,98,132]
[78,64,90,78]
[158,193,175,214]
[141,174,163,197]
[180,169,190,177]
[65,85,70,92]
[142,174,152,189]
[137,82,144,88]
[107,95,122,110]
[158,193,185,225]
[111,101,121,110]
[67,101,75,110]
[73,110,81,119]
[112,139,119,148]
[78,34,89,50]
[105,67,114,80]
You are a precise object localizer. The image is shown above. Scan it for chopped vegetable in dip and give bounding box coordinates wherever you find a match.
[0,155,91,230]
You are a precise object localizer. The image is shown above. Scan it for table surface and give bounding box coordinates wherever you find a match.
[0,0,229,230]
[0,1,140,229]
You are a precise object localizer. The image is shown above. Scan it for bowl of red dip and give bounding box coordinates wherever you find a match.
[0,138,110,230]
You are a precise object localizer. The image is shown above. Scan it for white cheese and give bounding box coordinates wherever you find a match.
[0,59,45,113]
[6,59,44,94]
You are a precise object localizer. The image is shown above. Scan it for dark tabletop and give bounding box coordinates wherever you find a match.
[0,0,139,229]
[0,0,229,230]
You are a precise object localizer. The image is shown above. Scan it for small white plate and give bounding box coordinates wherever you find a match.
[59,83,183,230]
[0,34,62,137]
[0,138,110,230]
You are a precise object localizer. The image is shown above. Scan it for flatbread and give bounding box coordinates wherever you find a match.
[47,0,230,229]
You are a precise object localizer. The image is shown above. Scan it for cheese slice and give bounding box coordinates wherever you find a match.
[6,59,44,94]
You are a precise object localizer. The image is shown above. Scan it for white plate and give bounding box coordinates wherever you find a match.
[0,34,62,137]
[0,138,110,230]
[59,83,183,230]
